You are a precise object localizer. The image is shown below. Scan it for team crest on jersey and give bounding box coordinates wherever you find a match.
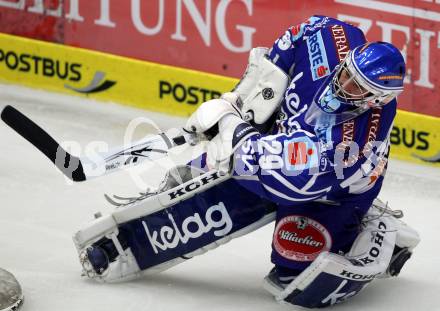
[273,215,332,262]
[284,136,319,171]
[307,30,330,81]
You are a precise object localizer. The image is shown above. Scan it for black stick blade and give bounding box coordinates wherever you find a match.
[1,105,86,182]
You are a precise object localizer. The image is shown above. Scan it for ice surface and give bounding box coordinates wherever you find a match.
[0,83,439,311]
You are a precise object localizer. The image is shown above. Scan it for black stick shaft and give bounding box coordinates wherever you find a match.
[1,105,86,181]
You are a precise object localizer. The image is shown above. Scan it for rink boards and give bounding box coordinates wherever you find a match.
[0,32,233,117]
[0,33,438,167]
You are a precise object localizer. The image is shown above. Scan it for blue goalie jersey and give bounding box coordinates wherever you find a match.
[232,16,398,271]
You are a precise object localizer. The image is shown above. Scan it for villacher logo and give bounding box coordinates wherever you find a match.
[273,215,332,262]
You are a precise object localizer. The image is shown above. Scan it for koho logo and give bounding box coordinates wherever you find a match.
[167,171,221,200]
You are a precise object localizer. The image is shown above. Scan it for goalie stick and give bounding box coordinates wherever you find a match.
[0,105,188,182]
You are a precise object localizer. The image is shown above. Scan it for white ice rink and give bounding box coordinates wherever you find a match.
[0,83,439,311]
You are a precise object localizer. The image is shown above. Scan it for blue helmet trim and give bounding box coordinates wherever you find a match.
[350,47,404,92]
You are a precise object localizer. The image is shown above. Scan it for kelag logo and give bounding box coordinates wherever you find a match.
[0,48,116,94]
[159,80,221,105]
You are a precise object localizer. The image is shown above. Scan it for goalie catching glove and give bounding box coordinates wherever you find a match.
[184,98,259,173]
[230,47,289,132]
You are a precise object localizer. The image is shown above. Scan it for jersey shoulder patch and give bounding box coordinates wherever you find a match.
[306,30,331,81]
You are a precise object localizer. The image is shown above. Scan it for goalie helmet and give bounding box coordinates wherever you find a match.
[0,268,24,311]
[305,41,405,127]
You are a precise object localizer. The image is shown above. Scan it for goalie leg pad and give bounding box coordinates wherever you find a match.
[264,202,397,308]
[74,178,276,282]
[369,198,420,277]
[263,199,420,308]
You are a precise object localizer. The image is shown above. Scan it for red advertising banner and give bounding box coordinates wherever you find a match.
[0,0,439,116]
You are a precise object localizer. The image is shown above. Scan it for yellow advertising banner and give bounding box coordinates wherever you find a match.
[0,33,439,167]
[0,32,235,117]
[391,111,440,167]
